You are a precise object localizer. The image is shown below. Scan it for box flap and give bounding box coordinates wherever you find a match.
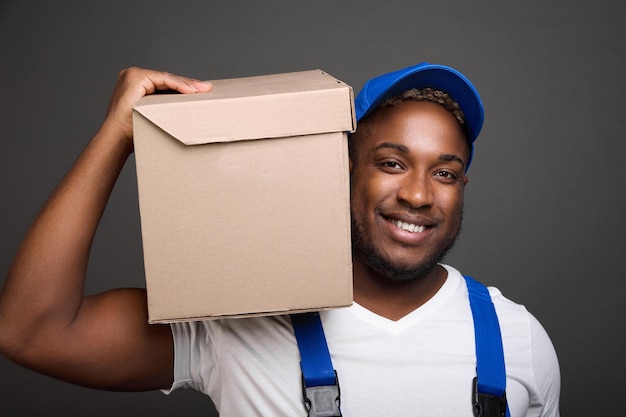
[133,69,356,145]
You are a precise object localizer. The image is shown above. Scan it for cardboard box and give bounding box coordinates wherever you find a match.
[133,70,355,323]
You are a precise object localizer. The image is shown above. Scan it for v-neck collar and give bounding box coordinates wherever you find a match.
[343,264,463,335]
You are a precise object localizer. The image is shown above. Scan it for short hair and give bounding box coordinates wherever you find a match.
[349,88,466,164]
[380,88,465,128]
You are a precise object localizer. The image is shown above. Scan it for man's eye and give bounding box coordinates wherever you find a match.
[435,170,459,181]
[380,161,403,170]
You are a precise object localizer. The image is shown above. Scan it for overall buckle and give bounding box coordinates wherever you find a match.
[472,377,507,417]
[302,372,342,417]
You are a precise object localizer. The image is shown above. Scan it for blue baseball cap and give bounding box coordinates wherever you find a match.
[354,62,484,169]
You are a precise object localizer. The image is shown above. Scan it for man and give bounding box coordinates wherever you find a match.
[0,63,560,416]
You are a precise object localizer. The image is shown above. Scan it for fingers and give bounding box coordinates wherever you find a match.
[117,67,212,97]
[101,67,212,147]
[143,69,213,95]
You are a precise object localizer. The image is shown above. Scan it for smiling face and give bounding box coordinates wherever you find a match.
[350,100,470,283]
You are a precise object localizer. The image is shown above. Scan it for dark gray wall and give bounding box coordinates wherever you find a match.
[1,1,624,416]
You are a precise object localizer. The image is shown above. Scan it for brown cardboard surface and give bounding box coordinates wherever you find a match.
[133,70,355,323]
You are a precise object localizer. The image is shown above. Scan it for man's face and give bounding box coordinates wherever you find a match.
[350,100,470,283]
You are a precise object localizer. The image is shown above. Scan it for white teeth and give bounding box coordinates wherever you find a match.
[391,219,425,233]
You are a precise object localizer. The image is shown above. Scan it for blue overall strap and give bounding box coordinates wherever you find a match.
[464,275,511,417]
[291,312,341,417]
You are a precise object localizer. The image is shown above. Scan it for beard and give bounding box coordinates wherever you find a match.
[350,212,462,284]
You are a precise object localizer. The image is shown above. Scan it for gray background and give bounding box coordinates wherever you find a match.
[1,1,624,416]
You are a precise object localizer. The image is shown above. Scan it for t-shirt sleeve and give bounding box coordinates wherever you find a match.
[529,313,561,416]
[489,285,561,417]
[161,320,216,395]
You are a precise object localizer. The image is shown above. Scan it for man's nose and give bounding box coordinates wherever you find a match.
[396,172,434,209]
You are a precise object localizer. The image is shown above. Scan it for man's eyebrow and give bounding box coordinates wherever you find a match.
[439,153,466,166]
[373,143,466,166]
[374,142,410,153]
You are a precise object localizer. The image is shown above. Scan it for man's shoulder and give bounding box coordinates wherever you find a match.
[442,264,536,332]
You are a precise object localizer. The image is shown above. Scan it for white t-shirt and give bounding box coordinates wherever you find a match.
[165,265,560,416]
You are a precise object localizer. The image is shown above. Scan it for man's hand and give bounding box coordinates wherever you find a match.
[100,67,212,149]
